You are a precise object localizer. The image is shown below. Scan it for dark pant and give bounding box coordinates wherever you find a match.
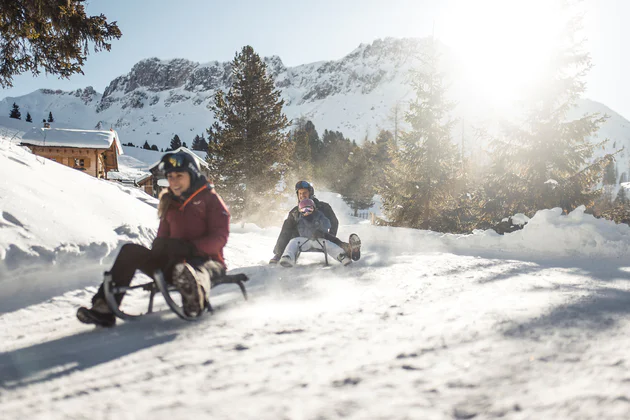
[323,232,344,248]
[92,243,177,306]
[273,218,299,256]
[92,241,223,306]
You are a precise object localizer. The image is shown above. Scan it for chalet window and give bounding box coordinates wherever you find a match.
[74,158,85,167]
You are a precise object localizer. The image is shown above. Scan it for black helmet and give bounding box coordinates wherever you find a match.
[295,180,314,198]
[159,150,202,182]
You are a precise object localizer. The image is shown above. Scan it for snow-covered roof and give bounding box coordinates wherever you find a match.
[20,127,123,155]
[136,173,152,183]
[148,147,209,171]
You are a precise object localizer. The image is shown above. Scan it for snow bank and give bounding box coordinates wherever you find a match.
[349,205,630,263]
[0,137,158,311]
[471,206,630,259]
[254,188,630,261]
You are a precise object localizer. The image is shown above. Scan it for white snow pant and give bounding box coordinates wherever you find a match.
[281,237,347,266]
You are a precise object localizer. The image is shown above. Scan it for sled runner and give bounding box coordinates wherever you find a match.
[103,269,249,321]
[278,238,330,267]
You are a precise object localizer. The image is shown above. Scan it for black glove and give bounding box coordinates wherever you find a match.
[152,237,197,258]
[312,230,325,239]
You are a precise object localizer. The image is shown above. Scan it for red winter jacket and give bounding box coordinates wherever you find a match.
[157,184,230,267]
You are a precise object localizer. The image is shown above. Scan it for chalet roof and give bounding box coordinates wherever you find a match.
[20,128,123,155]
[148,147,209,172]
[136,173,152,184]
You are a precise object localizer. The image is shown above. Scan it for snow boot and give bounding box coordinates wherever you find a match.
[173,262,206,317]
[279,255,294,267]
[337,253,352,266]
[348,234,361,261]
[76,298,116,327]
[269,254,282,265]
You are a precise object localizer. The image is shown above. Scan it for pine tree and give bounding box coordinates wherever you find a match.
[600,185,630,225]
[150,144,158,151]
[378,38,458,230]
[336,144,375,216]
[142,140,151,150]
[369,129,395,186]
[191,134,200,148]
[288,118,314,179]
[304,120,323,163]
[485,13,611,219]
[182,142,187,148]
[9,102,20,119]
[191,134,209,151]
[0,1,121,88]
[25,112,32,122]
[614,187,628,207]
[603,160,617,185]
[170,134,182,150]
[206,45,291,221]
[318,129,353,187]
[47,111,54,123]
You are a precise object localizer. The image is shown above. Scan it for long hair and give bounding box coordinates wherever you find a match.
[158,189,174,220]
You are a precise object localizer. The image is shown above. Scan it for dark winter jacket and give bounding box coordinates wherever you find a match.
[297,211,331,238]
[272,197,338,256]
[157,180,230,267]
[289,198,338,235]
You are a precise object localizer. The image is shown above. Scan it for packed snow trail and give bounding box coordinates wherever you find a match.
[2,141,630,418]
[2,219,630,419]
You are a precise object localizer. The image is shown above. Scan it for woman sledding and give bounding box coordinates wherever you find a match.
[76,150,230,327]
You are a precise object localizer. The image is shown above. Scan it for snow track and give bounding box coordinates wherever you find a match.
[3,242,630,419]
[3,139,630,418]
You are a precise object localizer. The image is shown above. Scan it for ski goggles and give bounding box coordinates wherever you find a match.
[300,206,314,214]
[160,153,188,173]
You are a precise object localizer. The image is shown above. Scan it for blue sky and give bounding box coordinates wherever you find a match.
[1,0,628,118]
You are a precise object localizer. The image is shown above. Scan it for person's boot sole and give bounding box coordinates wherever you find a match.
[76,307,116,327]
[173,264,203,317]
[279,257,293,267]
[349,234,361,261]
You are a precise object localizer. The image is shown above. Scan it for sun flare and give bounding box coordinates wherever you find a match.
[440,0,570,108]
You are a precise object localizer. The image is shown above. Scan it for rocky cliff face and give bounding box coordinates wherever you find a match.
[94,37,429,112]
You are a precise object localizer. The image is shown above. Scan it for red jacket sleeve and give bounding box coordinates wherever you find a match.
[157,217,170,238]
[191,191,230,257]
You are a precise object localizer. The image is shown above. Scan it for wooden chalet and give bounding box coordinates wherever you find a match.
[20,128,123,179]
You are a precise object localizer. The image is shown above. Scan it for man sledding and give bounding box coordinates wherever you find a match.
[278,198,361,267]
[270,180,361,265]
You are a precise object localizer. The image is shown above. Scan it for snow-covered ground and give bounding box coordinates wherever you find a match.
[2,137,630,419]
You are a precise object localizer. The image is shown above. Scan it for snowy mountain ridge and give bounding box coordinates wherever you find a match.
[1,37,630,183]
[0,38,440,149]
